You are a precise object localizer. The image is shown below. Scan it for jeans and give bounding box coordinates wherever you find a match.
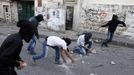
[27,35,36,54]
[32,41,60,64]
[0,67,17,75]
[51,46,60,64]
[73,41,93,55]
[32,41,48,61]
[102,31,114,46]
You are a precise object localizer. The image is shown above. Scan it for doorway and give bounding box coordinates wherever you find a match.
[65,6,74,30]
[18,1,34,20]
[3,5,10,22]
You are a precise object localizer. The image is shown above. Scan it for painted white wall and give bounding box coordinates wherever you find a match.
[34,0,134,37]
[73,0,81,30]
[0,2,2,18]
[83,0,134,5]
[0,1,18,22]
[35,0,65,31]
[0,1,11,22]
[75,0,134,37]
[11,2,18,22]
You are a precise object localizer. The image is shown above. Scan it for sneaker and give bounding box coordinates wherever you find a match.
[32,57,36,62]
[55,61,62,65]
[101,43,108,47]
[101,43,104,47]
[31,57,38,65]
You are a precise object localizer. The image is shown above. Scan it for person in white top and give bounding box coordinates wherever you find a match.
[74,32,93,55]
[32,36,74,64]
[46,36,74,64]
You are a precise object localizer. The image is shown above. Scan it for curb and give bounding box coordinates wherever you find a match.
[0,33,134,49]
[39,34,134,49]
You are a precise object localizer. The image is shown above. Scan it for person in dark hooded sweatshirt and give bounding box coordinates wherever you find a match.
[101,14,126,47]
[27,14,44,55]
[0,20,36,75]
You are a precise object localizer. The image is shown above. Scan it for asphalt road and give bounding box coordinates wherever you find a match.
[0,35,134,75]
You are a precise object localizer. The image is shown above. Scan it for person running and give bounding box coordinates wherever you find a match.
[0,20,36,75]
[27,14,44,55]
[101,14,126,47]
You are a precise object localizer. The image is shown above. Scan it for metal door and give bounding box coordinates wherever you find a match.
[18,1,34,20]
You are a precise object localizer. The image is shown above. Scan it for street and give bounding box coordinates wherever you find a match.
[0,35,134,75]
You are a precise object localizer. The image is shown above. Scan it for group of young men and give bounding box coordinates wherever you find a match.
[0,14,126,75]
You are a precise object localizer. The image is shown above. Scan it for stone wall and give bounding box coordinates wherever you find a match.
[34,0,134,37]
[79,3,134,36]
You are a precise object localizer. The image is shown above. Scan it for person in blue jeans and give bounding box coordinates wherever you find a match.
[73,32,93,55]
[101,14,126,47]
[32,36,74,64]
[27,14,44,55]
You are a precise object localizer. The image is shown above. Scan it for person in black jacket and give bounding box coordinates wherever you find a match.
[101,14,126,47]
[27,14,44,55]
[0,20,36,75]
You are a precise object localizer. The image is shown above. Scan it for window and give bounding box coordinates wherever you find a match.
[63,0,77,4]
[38,0,42,7]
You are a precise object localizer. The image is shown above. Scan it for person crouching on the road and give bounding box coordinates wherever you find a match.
[46,36,74,64]
[73,32,93,56]
[45,36,74,64]
[101,14,126,47]
[0,20,36,75]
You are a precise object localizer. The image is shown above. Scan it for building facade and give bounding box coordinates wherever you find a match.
[0,0,34,23]
[77,0,134,38]
[0,0,134,38]
[35,0,134,38]
[0,0,18,23]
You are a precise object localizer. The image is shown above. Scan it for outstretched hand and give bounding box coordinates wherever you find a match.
[17,60,27,70]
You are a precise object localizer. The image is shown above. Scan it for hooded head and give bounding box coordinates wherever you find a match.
[112,14,118,21]
[35,14,44,22]
[62,37,71,46]
[84,32,92,44]
[17,20,36,43]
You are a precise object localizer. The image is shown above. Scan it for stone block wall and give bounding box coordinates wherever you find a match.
[78,3,134,36]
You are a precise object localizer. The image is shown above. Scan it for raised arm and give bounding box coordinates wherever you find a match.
[101,22,109,27]
[118,20,126,27]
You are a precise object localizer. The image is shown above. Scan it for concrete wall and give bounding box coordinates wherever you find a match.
[0,2,2,18]
[35,0,66,31]
[34,0,134,37]
[0,1,11,22]
[81,0,134,5]
[0,1,18,23]
[11,1,18,23]
[75,0,134,38]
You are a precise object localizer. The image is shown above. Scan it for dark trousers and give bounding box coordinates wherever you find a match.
[51,46,60,63]
[0,68,17,75]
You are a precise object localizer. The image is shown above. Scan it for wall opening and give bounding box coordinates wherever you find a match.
[65,6,74,30]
